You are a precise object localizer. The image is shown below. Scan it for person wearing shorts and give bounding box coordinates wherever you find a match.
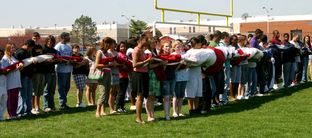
[95,37,115,117]
[131,35,152,124]
[72,44,89,108]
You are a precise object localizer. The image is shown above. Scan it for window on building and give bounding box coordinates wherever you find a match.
[169,27,172,34]
[193,27,196,33]
[208,26,212,33]
[189,27,192,33]
[174,27,176,34]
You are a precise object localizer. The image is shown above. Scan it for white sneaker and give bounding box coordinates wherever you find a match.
[256,93,264,97]
[173,113,179,118]
[130,105,136,111]
[44,108,52,113]
[273,84,279,90]
[244,96,249,100]
[31,109,40,115]
[236,96,243,100]
[76,103,86,108]
[178,113,185,117]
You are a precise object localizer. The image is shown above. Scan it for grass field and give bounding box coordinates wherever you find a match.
[1,80,312,137]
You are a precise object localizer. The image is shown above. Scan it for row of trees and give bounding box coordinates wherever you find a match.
[70,15,162,45]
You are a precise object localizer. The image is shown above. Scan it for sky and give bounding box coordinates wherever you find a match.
[0,0,311,28]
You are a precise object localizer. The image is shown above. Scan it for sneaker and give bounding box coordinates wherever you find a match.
[236,95,243,100]
[178,113,185,117]
[255,93,264,97]
[165,115,170,121]
[244,96,249,100]
[117,108,124,113]
[31,109,40,115]
[172,113,179,118]
[44,108,52,113]
[76,103,86,108]
[273,84,279,90]
[88,103,96,106]
[130,105,136,111]
[147,117,155,122]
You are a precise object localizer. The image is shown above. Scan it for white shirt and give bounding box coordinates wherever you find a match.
[290,41,301,62]
[1,55,22,90]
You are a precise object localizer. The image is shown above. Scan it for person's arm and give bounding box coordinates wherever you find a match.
[95,51,115,69]
[132,50,152,68]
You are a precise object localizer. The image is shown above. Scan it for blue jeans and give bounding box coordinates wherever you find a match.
[208,76,216,97]
[163,80,176,97]
[283,62,295,87]
[174,81,187,98]
[223,66,230,102]
[247,67,257,96]
[301,57,309,82]
[17,76,33,116]
[43,73,56,109]
[57,73,71,107]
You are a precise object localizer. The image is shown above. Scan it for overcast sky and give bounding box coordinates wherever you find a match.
[0,0,311,28]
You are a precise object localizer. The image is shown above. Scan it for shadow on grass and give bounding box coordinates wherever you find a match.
[172,82,312,121]
[4,82,312,122]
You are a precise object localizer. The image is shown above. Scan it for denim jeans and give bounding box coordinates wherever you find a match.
[283,62,295,87]
[43,73,56,109]
[301,57,309,82]
[116,78,129,109]
[223,66,230,102]
[57,73,71,107]
[247,67,257,96]
[17,77,33,116]
[174,81,187,98]
[162,80,176,97]
[213,70,225,98]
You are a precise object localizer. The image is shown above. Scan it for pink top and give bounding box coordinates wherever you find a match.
[132,47,148,73]
[118,52,129,78]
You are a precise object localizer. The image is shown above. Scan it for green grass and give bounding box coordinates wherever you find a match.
[1,81,312,137]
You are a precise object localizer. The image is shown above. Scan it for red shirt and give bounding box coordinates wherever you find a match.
[132,47,148,73]
[118,52,129,78]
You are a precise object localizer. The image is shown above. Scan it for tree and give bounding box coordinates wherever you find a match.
[129,19,147,37]
[129,19,162,38]
[71,15,99,46]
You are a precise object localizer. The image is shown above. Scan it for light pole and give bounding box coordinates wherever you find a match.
[262,6,273,36]
[121,15,135,39]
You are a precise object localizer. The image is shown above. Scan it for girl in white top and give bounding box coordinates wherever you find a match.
[85,46,98,106]
[1,43,23,118]
[107,41,122,114]
[172,41,188,117]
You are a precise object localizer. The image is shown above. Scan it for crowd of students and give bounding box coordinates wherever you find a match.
[0,28,311,123]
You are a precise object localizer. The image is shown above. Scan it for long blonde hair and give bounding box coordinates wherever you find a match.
[5,43,14,57]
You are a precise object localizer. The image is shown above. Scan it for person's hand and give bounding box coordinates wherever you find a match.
[271,57,275,63]
[146,57,153,62]
[17,62,24,70]
[32,59,37,64]
[161,60,168,65]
